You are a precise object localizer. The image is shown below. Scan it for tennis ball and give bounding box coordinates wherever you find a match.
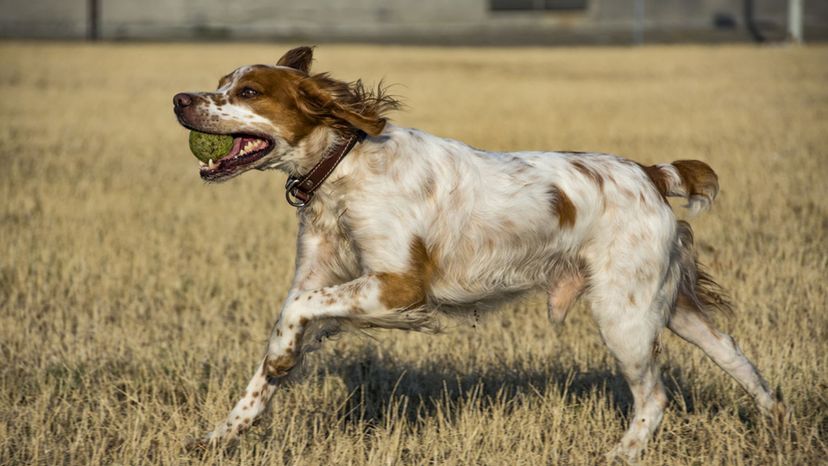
[188,131,234,163]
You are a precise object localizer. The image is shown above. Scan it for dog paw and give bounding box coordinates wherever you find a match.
[605,440,643,465]
[185,431,240,456]
[184,435,212,454]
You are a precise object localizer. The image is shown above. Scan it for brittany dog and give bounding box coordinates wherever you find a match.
[173,46,785,460]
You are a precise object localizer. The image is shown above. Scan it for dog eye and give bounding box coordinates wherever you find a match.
[239,87,259,98]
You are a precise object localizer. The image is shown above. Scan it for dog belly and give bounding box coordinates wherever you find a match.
[427,245,574,309]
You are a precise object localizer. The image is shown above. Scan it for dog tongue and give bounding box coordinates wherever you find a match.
[223,137,245,159]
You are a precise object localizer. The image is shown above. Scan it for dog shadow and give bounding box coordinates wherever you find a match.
[314,351,702,428]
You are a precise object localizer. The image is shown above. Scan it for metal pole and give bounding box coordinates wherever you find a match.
[744,0,765,43]
[88,0,99,41]
[633,0,645,45]
[788,0,803,43]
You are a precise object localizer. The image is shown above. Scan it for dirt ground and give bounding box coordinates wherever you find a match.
[1,42,826,465]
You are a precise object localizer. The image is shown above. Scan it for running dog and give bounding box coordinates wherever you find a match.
[173,46,785,460]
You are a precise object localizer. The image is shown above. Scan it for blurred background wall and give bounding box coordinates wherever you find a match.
[1,0,826,44]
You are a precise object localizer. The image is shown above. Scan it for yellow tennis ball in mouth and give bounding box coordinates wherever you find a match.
[188,131,234,163]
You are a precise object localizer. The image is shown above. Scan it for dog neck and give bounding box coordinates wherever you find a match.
[283,127,366,208]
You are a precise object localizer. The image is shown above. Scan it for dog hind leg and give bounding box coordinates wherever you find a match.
[668,303,783,416]
[594,298,669,462]
[584,234,676,461]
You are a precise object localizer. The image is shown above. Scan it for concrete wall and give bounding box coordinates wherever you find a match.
[96,0,487,40]
[1,0,826,43]
[1,0,88,38]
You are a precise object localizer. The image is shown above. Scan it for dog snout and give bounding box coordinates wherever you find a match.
[173,92,194,109]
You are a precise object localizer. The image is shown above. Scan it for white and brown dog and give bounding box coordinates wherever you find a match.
[173,46,784,460]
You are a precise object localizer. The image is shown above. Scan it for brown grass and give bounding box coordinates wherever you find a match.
[1,42,826,465]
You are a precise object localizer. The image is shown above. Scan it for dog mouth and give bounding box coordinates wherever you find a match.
[198,134,275,181]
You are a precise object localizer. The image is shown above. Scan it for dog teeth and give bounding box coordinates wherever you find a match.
[238,139,266,157]
[208,159,217,169]
[199,161,206,167]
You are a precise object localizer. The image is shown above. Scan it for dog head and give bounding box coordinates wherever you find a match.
[173,46,398,182]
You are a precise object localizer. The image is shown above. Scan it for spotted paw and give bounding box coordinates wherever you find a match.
[184,435,211,453]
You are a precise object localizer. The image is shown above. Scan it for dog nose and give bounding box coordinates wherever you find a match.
[173,92,193,108]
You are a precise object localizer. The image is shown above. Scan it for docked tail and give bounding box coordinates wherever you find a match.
[641,160,720,215]
[675,220,732,317]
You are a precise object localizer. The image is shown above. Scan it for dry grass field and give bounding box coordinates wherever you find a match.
[1,42,827,465]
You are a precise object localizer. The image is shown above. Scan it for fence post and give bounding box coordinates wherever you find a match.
[633,0,645,45]
[88,0,100,40]
[788,0,803,43]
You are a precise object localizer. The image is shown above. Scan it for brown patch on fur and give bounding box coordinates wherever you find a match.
[276,46,314,74]
[672,160,720,202]
[299,317,309,327]
[620,187,636,199]
[547,186,577,228]
[231,66,318,145]
[571,160,604,191]
[422,175,437,200]
[265,353,297,378]
[638,164,669,202]
[628,293,636,305]
[295,72,400,136]
[639,160,719,206]
[196,50,400,148]
[376,237,437,309]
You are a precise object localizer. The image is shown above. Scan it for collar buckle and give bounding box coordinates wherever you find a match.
[285,176,308,208]
[283,129,366,209]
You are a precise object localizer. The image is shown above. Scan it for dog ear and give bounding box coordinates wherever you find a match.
[276,46,314,74]
[297,76,387,136]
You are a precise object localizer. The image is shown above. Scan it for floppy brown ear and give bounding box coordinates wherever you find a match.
[329,104,386,136]
[298,77,387,136]
[276,46,314,74]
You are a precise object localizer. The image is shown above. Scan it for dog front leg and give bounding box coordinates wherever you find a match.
[198,280,344,446]
[200,272,423,447]
[200,358,277,445]
[194,228,349,448]
[262,273,423,379]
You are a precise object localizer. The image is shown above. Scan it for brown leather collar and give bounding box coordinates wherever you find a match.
[284,130,366,208]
